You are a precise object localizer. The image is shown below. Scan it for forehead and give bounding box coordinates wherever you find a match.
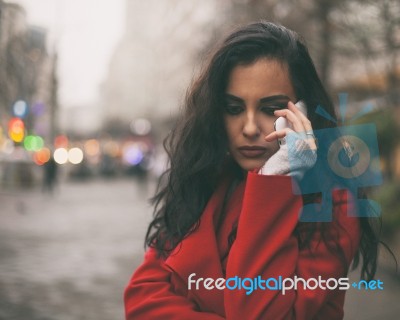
[226,58,294,98]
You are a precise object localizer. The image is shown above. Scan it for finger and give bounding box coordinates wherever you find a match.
[274,108,306,133]
[268,127,317,150]
[265,128,293,141]
[287,101,316,149]
[288,101,313,133]
[311,141,317,150]
[304,135,317,150]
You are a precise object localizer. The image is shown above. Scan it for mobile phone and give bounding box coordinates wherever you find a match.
[274,100,307,132]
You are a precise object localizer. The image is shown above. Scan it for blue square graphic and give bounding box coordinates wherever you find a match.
[287,124,382,222]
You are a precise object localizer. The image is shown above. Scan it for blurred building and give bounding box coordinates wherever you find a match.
[101,0,219,140]
[0,0,59,188]
[0,1,26,126]
[0,0,58,150]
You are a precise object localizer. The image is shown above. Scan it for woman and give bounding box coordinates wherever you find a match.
[124,21,378,319]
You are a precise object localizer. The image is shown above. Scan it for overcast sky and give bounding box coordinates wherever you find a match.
[13,0,125,108]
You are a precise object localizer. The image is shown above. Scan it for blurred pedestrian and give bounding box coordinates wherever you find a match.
[42,155,58,194]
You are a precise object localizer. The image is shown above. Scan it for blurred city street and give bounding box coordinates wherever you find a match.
[0,177,399,320]
[0,177,155,320]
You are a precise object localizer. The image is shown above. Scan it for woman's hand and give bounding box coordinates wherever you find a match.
[266,101,317,150]
[258,101,317,180]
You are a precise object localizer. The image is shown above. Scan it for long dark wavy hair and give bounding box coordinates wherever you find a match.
[145,21,382,281]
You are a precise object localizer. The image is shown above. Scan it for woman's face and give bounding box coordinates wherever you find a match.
[223,58,297,171]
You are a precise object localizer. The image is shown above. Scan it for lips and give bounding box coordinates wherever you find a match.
[238,146,267,158]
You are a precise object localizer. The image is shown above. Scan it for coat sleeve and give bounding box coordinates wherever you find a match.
[124,247,225,320]
[224,172,361,320]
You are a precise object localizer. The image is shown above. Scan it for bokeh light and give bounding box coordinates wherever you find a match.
[54,135,69,148]
[13,100,28,118]
[130,118,151,136]
[54,148,68,164]
[8,117,25,143]
[1,139,14,154]
[122,143,143,165]
[103,140,119,157]
[31,101,45,116]
[68,147,84,164]
[84,139,100,156]
[24,135,44,151]
[33,147,51,165]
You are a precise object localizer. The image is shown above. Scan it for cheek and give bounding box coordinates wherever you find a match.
[223,117,238,144]
[259,117,277,136]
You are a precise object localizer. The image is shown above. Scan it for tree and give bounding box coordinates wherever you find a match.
[334,0,400,107]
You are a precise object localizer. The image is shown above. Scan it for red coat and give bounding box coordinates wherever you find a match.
[124,172,361,319]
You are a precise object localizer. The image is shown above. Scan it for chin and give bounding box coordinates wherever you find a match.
[235,158,266,172]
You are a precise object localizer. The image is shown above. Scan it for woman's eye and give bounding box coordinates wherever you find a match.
[225,105,243,115]
[260,105,285,116]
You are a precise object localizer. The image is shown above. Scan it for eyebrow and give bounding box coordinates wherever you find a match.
[224,93,290,103]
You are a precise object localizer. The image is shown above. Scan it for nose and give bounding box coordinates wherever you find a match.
[242,113,261,139]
